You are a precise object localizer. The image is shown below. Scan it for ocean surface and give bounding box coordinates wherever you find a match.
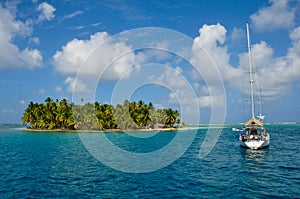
[0,124,299,198]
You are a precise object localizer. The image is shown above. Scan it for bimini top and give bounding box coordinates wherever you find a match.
[244,118,264,127]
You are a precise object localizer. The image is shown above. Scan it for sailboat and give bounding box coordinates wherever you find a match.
[239,22,270,149]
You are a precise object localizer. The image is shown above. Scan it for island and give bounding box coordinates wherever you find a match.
[22,97,184,131]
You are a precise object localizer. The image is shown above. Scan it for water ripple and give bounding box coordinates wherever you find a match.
[0,125,299,198]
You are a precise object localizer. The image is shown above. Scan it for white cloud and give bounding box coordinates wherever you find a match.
[239,41,274,72]
[147,65,200,123]
[36,2,56,23]
[64,77,91,93]
[28,37,40,45]
[33,88,45,95]
[250,0,295,31]
[91,22,102,27]
[0,5,43,70]
[20,48,43,68]
[152,66,188,89]
[191,23,242,86]
[54,86,62,92]
[237,27,300,100]
[20,100,25,105]
[53,31,139,92]
[136,49,172,63]
[69,25,85,30]
[200,23,226,45]
[53,20,300,107]
[190,23,300,102]
[2,109,14,113]
[62,10,83,20]
[149,65,225,109]
[282,27,300,81]
[0,5,31,38]
[39,89,45,94]
[290,27,300,42]
[231,27,245,41]
[145,63,226,124]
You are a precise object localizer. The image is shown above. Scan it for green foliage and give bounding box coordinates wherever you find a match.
[22,98,76,130]
[22,97,182,130]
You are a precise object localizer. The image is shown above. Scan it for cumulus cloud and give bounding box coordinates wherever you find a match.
[286,27,300,79]
[145,63,226,124]
[191,23,300,102]
[231,27,245,41]
[149,65,225,109]
[64,77,91,93]
[153,66,189,90]
[36,2,56,23]
[53,31,142,92]
[53,21,300,107]
[0,5,43,70]
[250,0,295,31]
[20,48,43,68]
[147,65,199,123]
[0,5,32,37]
[237,27,300,100]
[191,23,242,86]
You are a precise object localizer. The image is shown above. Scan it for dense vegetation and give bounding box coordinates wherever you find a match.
[22,97,183,130]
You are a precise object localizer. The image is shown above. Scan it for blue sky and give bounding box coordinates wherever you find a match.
[0,0,300,124]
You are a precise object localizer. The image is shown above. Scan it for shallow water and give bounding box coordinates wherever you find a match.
[0,124,299,198]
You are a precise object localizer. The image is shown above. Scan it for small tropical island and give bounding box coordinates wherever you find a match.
[22,97,184,131]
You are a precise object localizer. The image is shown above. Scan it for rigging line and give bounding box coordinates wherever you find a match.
[258,84,264,118]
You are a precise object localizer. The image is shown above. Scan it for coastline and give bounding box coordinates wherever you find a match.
[19,123,300,133]
[23,127,184,133]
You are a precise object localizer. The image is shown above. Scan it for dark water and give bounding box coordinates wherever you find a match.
[0,124,299,198]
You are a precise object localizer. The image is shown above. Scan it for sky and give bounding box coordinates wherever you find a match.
[0,0,300,124]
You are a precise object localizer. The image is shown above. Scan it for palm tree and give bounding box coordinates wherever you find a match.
[22,101,35,127]
[95,103,117,130]
[128,100,152,128]
[141,106,151,127]
[165,108,179,128]
[54,99,75,130]
[44,97,57,129]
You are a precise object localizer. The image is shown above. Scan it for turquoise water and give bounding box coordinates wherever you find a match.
[0,124,299,198]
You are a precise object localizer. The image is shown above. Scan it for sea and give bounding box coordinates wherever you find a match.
[0,124,299,198]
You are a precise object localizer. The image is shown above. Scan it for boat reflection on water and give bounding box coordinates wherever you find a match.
[241,148,268,161]
[240,148,269,174]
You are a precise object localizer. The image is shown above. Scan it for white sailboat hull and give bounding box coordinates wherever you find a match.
[239,134,270,149]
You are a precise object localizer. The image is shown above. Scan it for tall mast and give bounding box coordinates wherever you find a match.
[246,22,255,119]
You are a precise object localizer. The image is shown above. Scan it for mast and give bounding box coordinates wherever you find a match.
[246,22,255,119]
